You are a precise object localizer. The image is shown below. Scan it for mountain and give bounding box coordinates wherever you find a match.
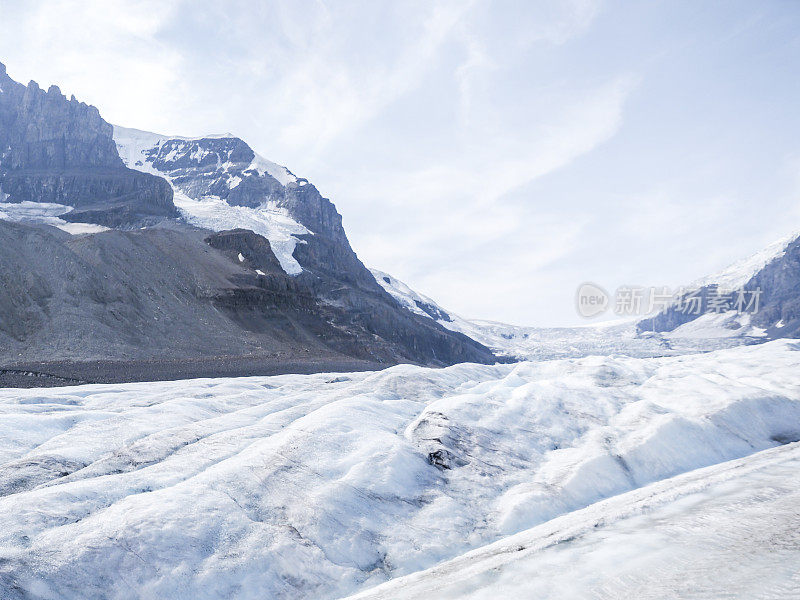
[369,226,800,357]
[638,231,800,339]
[113,126,351,278]
[0,64,496,384]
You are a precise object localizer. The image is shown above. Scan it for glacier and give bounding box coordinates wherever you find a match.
[0,201,109,235]
[348,441,800,599]
[370,268,754,360]
[113,125,308,275]
[0,340,798,599]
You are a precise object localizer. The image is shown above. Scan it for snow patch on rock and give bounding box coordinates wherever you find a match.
[172,190,309,275]
[0,201,109,235]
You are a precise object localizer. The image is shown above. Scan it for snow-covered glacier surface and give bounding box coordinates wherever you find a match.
[1,341,799,599]
[349,441,800,600]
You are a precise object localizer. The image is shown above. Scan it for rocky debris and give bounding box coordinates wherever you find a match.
[428,449,463,470]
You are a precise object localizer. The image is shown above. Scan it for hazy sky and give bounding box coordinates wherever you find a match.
[1,0,799,325]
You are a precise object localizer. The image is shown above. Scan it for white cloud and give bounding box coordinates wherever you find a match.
[5,1,793,326]
[339,75,635,320]
[0,0,182,127]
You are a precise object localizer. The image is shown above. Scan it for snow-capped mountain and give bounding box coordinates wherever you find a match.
[691,229,800,291]
[371,269,750,360]
[0,64,496,380]
[0,339,797,598]
[639,230,800,339]
[372,223,800,359]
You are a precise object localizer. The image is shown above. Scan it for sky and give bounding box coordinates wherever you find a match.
[1,0,799,326]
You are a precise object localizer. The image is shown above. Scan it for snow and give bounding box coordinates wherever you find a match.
[246,152,297,187]
[112,125,297,186]
[111,126,170,176]
[370,268,442,319]
[0,201,109,235]
[54,222,110,235]
[113,126,307,275]
[255,269,265,276]
[0,200,72,220]
[237,252,245,262]
[0,340,798,599]
[665,310,767,339]
[172,190,308,275]
[691,229,799,290]
[348,441,800,600]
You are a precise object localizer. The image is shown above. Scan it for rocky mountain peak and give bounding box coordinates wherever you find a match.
[0,67,176,227]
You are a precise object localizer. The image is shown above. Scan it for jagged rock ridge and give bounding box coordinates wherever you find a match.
[0,63,175,227]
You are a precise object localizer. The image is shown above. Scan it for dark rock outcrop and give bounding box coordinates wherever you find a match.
[637,285,723,334]
[747,237,800,337]
[0,63,176,226]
